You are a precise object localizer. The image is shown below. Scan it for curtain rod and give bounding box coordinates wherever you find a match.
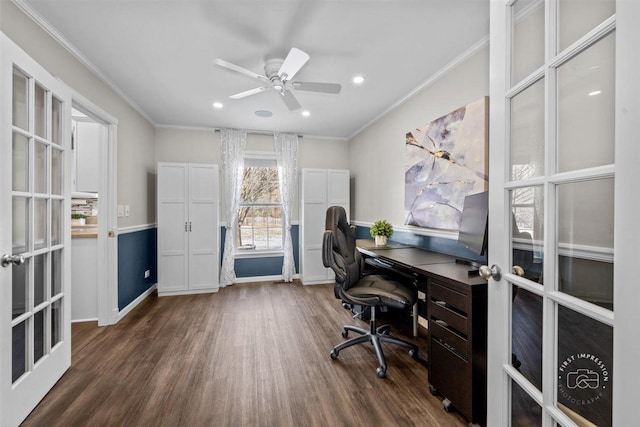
[213,128,303,138]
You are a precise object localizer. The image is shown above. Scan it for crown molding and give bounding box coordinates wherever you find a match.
[12,0,156,126]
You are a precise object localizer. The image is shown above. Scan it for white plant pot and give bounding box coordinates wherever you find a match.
[375,235,388,246]
[71,218,85,226]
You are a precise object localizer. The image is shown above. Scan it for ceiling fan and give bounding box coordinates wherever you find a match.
[214,47,342,111]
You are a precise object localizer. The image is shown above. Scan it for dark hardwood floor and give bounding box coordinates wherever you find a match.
[23,281,466,426]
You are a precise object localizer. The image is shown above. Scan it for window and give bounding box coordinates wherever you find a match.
[237,157,283,251]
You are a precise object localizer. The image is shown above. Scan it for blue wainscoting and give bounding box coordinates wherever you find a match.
[355,226,487,265]
[220,224,300,278]
[118,228,157,310]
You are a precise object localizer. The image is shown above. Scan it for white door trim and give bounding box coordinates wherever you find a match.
[68,89,119,326]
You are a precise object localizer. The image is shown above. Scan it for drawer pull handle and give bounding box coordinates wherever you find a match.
[434,319,449,328]
[434,300,447,307]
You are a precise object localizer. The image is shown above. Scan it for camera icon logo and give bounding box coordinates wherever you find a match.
[566,368,600,390]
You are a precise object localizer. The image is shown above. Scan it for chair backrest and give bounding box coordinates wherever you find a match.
[322,206,363,296]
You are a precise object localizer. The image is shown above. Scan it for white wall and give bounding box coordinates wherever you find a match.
[348,45,490,226]
[0,1,156,227]
[154,127,349,222]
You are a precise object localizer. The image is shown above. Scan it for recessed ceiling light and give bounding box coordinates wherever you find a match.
[255,110,273,118]
[301,110,311,117]
[352,75,365,85]
[213,102,223,109]
[588,90,602,96]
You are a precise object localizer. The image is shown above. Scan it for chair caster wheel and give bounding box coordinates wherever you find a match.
[429,384,438,395]
[377,325,390,335]
[443,398,453,412]
[376,367,386,378]
[342,330,348,338]
[408,348,419,359]
[330,350,339,360]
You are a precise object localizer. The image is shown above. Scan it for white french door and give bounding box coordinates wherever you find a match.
[487,0,640,426]
[0,34,72,426]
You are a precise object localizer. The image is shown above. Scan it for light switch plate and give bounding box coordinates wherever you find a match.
[144,269,151,278]
[117,205,124,217]
[124,205,130,216]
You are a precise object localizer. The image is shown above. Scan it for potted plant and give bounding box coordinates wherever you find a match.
[370,219,393,246]
[71,213,86,226]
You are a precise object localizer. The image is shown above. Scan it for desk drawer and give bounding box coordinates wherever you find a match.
[429,301,468,336]
[430,282,467,315]
[430,339,472,421]
[430,316,468,359]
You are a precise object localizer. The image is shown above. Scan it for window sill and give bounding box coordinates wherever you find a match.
[234,250,285,259]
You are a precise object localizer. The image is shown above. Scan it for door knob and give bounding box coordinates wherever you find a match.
[479,264,501,281]
[1,254,25,268]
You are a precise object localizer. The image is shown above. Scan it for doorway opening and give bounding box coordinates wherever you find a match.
[70,92,118,326]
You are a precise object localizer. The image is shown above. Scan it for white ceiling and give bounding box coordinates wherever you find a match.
[21,0,489,139]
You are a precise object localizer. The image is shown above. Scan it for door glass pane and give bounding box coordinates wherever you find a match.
[34,198,47,251]
[512,286,542,390]
[52,96,63,146]
[511,79,545,180]
[557,179,614,310]
[557,33,615,173]
[511,379,542,427]
[12,320,27,383]
[51,199,63,246]
[12,258,28,320]
[34,309,45,364]
[51,249,63,296]
[13,132,29,192]
[511,0,544,85]
[51,299,62,347]
[13,67,29,130]
[557,305,612,426]
[51,147,63,196]
[558,0,615,52]
[35,141,47,194]
[35,83,47,138]
[34,254,46,306]
[13,196,29,253]
[512,186,543,281]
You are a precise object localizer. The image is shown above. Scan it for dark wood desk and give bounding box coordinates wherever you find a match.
[356,239,487,425]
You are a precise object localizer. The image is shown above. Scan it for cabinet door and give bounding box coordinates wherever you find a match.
[187,164,219,290]
[75,121,102,193]
[157,163,189,292]
[300,170,329,283]
[327,169,350,218]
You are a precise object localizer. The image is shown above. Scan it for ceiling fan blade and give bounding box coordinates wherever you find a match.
[277,47,310,81]
[279,90,301,111]
[229,86,270,99]
[214,59,269,82]
[292,81,342,94]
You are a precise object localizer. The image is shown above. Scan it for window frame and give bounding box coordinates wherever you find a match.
[235,151,284,255]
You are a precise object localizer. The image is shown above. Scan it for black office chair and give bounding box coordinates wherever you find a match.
[322,206,419,378]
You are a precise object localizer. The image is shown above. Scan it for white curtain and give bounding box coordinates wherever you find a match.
[274,132,298,282]
[220,128,247,287]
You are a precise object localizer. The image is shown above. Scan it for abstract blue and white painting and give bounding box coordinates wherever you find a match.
[404,97,488,230]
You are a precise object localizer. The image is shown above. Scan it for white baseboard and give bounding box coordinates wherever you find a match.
[71,318,98,323]
[301,279,334,286]
[115,284,157,323]
[157,287,219,296]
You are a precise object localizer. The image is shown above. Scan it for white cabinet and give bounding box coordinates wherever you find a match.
[71,237,98,321]
[157,163,220,295]
[300,168,350,285]
[73,120,103,193]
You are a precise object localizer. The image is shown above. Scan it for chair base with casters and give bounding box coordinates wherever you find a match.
[329,304,419,378]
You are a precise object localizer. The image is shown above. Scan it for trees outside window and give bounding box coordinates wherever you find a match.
[238,162,283,250]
